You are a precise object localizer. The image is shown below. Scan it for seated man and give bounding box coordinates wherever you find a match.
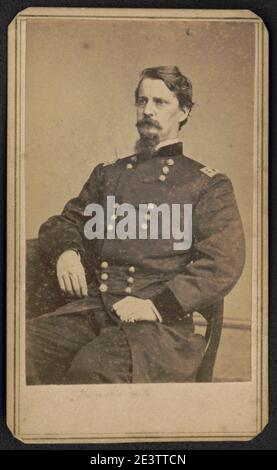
[26,65,245,385]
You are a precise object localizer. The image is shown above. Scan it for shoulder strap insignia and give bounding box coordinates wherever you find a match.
[200,166,220,178]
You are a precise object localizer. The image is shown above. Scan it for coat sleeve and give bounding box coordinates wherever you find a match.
[151,173,246,323]
[38,163,104,263]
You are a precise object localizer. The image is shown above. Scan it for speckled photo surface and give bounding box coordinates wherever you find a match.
[7,8,268,442]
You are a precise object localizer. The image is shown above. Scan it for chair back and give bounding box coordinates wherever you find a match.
[195,299,224,382]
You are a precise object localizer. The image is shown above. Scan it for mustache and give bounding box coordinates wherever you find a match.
[136,117,162,130]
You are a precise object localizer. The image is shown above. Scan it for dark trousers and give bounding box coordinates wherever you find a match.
[26,308,132,385]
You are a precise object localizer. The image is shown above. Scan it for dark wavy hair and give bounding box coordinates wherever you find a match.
[135,66,194,129]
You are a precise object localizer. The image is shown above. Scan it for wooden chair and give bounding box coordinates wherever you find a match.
[194,299,224,381]
[26,238,224,382]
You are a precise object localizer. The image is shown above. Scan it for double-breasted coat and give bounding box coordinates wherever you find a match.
[37,142,245,382]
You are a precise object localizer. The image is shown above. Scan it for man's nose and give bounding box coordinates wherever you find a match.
[143,100,154,117]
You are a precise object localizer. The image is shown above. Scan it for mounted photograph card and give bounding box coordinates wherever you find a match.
[7,7,268,443]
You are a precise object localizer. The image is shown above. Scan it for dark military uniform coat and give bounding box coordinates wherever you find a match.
[38,142,245,382]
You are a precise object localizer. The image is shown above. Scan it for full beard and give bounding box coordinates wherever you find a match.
[135,134,160,158]
[135,126,161,158]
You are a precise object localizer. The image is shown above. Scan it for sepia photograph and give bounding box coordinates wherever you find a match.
[7,8,268,442]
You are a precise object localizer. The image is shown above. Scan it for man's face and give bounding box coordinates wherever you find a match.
[136,78,188,142]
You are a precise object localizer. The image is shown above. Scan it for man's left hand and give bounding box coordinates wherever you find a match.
[113,296,159,323]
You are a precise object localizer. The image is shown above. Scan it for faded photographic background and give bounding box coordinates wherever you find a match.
[25,18,255,381]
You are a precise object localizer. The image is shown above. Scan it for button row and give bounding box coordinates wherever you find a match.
[125,157,175,182]
[107,202,161,232]
[140,201,159,230]
[99,262,136,294]
[158,159,175,182]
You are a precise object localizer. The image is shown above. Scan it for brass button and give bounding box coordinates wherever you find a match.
[101,261,108,269]
[101,273,108,281]
[166,158,174,166]
[129,266,135,273]
[162,166,169,175]
[158,174,166,182]
[99,283,108,293]
[127,277,134,284]
[125,287,132,294]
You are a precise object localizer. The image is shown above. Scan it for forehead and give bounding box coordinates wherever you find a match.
[138,78,177,101]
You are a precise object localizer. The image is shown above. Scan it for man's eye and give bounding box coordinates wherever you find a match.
[137,98,147,106]
[155,99,166,106]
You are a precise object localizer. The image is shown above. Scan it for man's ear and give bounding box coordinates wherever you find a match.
[178,106,190,124]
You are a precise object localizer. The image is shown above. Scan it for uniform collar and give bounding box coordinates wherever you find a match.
[134,141,183,162]
[155,138,179,151]
[155,141,183,158]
